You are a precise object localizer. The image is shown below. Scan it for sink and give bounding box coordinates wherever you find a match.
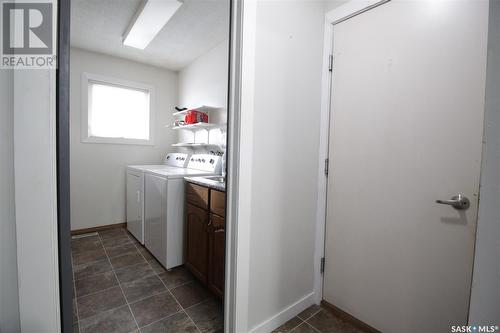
[185,175,226,190]
[203,176,225,183]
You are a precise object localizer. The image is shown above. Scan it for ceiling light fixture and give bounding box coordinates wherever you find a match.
[123,0,183,50]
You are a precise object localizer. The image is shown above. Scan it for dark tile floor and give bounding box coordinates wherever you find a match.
[273,305,367,333]
[71,227,223,333]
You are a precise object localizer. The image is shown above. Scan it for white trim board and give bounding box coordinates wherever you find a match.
[228,0,257,331]
[313,0,391,306]
[14,68,61,333]
[249,293,316,333]
[326,0,390,24]
[224,0,249,332]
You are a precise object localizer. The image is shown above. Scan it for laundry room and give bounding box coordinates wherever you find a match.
[68,1,230,332]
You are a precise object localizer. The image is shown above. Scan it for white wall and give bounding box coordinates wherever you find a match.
[469,0,500,324]
[238,1,326,331]
[14,69,60,332]
[0,69,20,332]
[324,0,349,13]
[70,48,178,230]
[178,41,229,147]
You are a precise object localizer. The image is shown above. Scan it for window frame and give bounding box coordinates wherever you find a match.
[81,72,155,146]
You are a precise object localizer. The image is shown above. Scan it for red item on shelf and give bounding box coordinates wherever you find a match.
[185,110,209,124]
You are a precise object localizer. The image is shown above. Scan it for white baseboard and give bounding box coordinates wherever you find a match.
[248,292,316,333]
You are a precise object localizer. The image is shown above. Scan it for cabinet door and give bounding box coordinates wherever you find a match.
[210,190,226,217]
[186,203,209,284]
[126,171,143,244]
[208,214,225,298]
[186,183,209,209]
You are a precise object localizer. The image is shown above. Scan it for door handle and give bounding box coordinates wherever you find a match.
[436,194,470,210]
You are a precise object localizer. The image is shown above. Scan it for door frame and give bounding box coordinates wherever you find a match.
[313,0,391,304]
[56,0,73,331]
[55,0,245,332]
[224,0,251,331]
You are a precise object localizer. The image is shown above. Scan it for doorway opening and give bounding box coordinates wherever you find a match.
[58,1,234,331]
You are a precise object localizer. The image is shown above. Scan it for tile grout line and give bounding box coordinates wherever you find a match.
[73,266,114,282]
[292,308,325,333]
[123,289,169,308]
[97,232,142,332]
[73,234,141,285]
[166,279,196,291]
[75,283,118,299]
[288,320,321,333]
[80,286,170,316]
[127,288,210,328]
[281,307,324,333]
[131,235,203,333]
[73,230,219,333]
[75,253,156,285]
[304,321,323,333]
[73,247,141,281]
[165,285,202,333]
[281,318,305,333]
[138,308,186,332]
[298,308,323,322]
[183,297,211,312]
[76,233,172,329]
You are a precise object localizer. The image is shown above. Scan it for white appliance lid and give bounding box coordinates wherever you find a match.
[127,164,166,172]
[146,168,216,179]
[128,153,190,171]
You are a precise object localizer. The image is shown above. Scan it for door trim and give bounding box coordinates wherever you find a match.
[56,0,73,331]
[225,0,246,332]
[313,0,391,305]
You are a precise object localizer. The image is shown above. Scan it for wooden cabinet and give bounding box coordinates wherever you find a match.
[186,183,209,209]
[185,183,226,298]
[210,190,226,217]
[208,214,225,297]
[185,203,209,284]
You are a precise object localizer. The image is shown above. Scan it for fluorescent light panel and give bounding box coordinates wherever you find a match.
[123,0,183,50]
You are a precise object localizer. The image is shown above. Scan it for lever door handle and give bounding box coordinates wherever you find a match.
[436,194,470,210]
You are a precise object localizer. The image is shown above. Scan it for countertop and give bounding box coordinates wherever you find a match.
[184,176,226,192]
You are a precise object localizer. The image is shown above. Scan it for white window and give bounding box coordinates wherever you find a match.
[81,73,154,145]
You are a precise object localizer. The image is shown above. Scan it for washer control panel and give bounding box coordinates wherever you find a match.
[164,153,190,168]
[187,154,221,173]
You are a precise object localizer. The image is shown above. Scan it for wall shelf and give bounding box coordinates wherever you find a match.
[169,123,226,130]
[172,105,223,117]
[171,143,221,148]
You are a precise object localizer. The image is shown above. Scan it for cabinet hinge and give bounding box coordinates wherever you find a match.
[328,55,333,72]
[324,158,329,176]
[320,257,325,274]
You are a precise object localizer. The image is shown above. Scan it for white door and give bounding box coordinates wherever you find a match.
[144,174,168,267]
[323,1,489,332]
[126,171,143,244]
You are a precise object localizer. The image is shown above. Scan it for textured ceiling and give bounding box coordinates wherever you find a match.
[71,0,230,70]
